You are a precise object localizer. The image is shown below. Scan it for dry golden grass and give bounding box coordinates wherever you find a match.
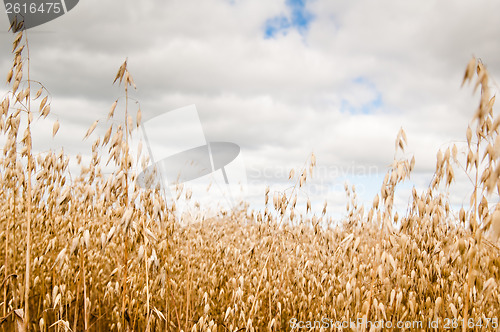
[1,28,500,332]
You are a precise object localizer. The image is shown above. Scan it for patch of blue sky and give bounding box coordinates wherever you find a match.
[287,0,313,30]
[264,0,314,38]
[264,15,292,38]
[336,172,416,221]
[341,76,384,114]
[340,96,383,115]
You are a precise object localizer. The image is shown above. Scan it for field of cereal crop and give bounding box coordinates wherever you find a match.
[1,27,500,332]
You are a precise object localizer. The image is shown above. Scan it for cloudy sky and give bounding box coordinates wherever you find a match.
[1,0,500,218]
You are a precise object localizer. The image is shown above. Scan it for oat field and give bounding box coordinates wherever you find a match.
[1,28,500,332]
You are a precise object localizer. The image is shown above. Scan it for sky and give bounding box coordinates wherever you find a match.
[1,0,500,219]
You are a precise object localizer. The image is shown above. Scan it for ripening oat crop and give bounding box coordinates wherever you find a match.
[1,26,500,332]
